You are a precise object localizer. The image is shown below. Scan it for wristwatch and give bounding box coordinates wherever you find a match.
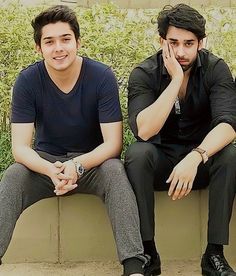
[192,147,208,164]
[72,158,86,177]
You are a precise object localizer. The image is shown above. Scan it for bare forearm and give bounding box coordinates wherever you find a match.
[72,141,122,170]
[12,146,52,176]
[137,77,182,140]
[198,123,236,157]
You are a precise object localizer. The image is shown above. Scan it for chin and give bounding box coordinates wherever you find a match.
[181,64,192,72]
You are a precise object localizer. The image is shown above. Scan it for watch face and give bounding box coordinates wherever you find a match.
[78,165,84,175]
[77,164,85,176]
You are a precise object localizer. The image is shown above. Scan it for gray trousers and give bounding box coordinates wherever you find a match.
[0,151,143,263]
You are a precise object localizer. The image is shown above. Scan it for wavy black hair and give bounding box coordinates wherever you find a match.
[31,5,80,45]
[157,4,206,40]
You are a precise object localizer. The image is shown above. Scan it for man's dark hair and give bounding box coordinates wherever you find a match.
[157,4,206,40]
[31,5,80,45]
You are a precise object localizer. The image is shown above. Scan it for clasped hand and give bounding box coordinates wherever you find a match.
[49,160,78,196]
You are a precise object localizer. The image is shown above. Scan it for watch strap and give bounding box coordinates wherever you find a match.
[192,147,208,164]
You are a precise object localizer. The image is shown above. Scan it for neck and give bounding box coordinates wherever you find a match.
[45,56,82,93]
[45,56,82,83]
[183,67,191,77]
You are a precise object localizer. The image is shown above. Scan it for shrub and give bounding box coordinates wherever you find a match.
[0,3,235,177]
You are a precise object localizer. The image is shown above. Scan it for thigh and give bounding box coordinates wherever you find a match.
[125,141,175,191]
[74,158,132,199]
[1,162,56,209]
[192,162,210,190]
[153,146,174,191]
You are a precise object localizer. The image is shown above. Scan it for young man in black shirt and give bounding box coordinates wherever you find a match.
[125,4,236,276]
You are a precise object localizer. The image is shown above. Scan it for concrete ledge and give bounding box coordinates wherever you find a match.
[3,191,236,263]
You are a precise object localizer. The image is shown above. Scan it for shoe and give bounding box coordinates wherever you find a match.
[144,254,161,276]
[122,254,151,276]
[201,253,236,275]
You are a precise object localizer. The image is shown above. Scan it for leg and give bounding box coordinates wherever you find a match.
[124,142,172,243]
[208,144,236,244]
[125,142,174,276]
[77,158,144,264]
[201,144,236,276]
[0,163,55,259]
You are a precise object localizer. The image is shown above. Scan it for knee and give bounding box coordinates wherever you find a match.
[125,142,157,168]
[1,163,32,191]
[213,144,236,169]
[97,158,131,193]
[99,158,125,178]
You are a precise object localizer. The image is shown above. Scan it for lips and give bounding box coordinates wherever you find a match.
[53,55,67,60]
[178,59,188,63]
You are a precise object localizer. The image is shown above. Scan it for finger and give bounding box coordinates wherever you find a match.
[55,179,77,190]
[178,181,188,199]
[167,42,171,57]
[54,184,77,195]
[55,189,68,196]
[54,179,68,188]
[56,173,72,181]
[54,161,63,168]
[166,169,174,183]
[162,40,169,58]
[168,43,175,58]
[185,181,193,196]
[168,175,178,196]
[172,180,184,200]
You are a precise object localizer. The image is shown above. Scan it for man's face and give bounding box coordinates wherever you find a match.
[163,26,203,71]
[36,21,80,72]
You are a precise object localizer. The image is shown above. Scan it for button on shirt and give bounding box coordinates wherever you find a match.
[127,49,236,145]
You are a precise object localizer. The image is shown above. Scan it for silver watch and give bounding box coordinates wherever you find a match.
[72,159,86,177]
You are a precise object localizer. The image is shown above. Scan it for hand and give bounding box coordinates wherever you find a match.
[162,40,183,81]
[54,160,78,196]
[47,161,71,187]
[167,151,202,200]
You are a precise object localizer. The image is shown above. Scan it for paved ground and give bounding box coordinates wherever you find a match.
[0,260,208,276]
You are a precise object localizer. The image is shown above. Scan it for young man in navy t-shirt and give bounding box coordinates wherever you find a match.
[0,5,149,276]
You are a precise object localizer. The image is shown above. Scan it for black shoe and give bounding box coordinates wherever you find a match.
[122,254,151,276]
[144,254,161,276]
[201,253,236,275]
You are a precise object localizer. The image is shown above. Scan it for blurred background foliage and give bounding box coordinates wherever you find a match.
[0,3,235,177]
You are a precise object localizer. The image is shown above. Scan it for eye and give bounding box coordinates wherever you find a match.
[45,40,53,45]
[63,38,71,42]
[170,41,177,46]
[185,42,193,47]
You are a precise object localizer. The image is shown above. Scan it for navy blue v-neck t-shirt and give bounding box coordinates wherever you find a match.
[11,57,122,155]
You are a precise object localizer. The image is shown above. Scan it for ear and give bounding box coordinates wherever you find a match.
[35,44,42,54]
[198,39,203,50]
[76,38,81,50]
[159,37,164,47]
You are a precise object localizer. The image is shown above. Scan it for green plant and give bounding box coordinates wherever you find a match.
[0,3,235,177]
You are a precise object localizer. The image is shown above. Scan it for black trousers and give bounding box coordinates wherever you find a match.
[125,142,236,245]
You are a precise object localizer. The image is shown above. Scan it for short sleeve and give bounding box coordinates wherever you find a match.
[209,60,236,130]
[97,68,122,123]
[127,67,156,137]
[11,73,36,123]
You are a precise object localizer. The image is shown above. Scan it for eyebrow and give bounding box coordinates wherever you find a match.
[168,38,195,42]
[42,34,72,41]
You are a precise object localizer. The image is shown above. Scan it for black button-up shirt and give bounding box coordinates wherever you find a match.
[128,49,236,145]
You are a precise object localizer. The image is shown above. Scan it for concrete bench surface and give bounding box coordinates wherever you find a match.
[3,190,236,264]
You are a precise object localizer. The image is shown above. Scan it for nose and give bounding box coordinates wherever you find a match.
[175,46,185,58]
[54,41,63,52]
